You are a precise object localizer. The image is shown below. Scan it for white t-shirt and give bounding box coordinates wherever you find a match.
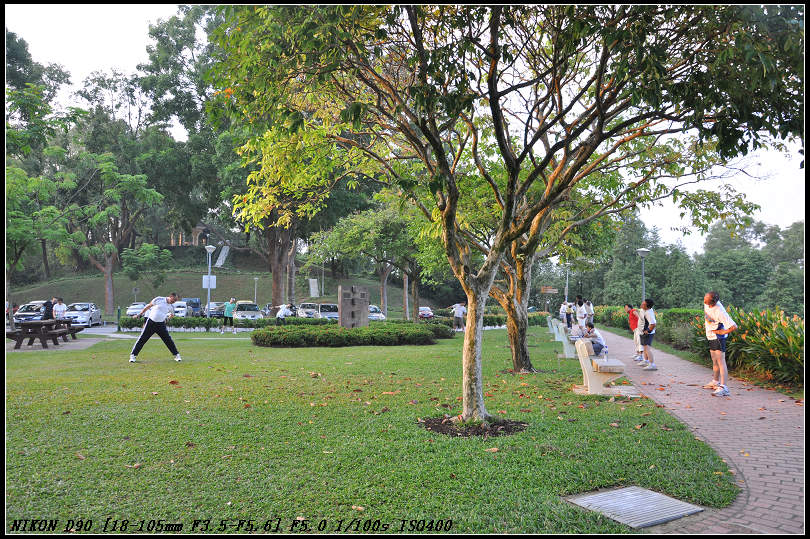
[640,308,656,334]
[587,327,606,346]
[559,304,567,315]
[276,306,292,319]
[53,303,67,318]
[576,304,587,325]
[452,304,467,318]
[145,297,175,323]
[585,303,594,315]
[704,301,736,340]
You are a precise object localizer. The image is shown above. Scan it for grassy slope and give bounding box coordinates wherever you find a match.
[9,271,425,321]
[6,327,738,533]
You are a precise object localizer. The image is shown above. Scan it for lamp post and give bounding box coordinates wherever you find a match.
[636,248,650,304]
[254,277,259,304]
[563,262,571,302]
[205,245,216,318]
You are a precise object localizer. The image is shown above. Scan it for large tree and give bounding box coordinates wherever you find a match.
[212,5,803,422]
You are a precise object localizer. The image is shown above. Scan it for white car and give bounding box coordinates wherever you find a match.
[298,302,318,318]
[233,301,263,321]
[172,301,188,317]
[64,302,103,327]
[125,302,147,316]
[12,301,47,324]
[317,303,339,320]
[368,304,386,321]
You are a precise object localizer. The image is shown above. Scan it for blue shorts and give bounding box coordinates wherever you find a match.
[640,333,655,346]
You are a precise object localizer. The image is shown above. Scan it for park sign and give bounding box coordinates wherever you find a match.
[541,286,559,294]
[202,275,217,289]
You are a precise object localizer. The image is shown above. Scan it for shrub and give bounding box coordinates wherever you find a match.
[251,323,437,348]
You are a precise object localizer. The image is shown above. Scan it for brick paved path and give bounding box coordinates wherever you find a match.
[599,328,805,534]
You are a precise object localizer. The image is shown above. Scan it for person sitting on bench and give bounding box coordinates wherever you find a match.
[583,321,607,356]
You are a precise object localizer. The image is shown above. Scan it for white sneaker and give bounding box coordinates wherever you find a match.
[703,380,719,389]
[643,364,658,371]
[129,354,137,363]
[174,354,182,362]
[638,360,649,367]
[711,385,729,397]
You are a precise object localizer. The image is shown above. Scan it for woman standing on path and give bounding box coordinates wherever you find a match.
[638,299,658,371]
[703,291,737,397]
[624,303,644,361]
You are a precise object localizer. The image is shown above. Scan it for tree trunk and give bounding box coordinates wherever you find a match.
[265,225,292,311]
[411,275,419,322]
[6,267,15,330]
[287,238,297,305]
[504,301,533,373]
[403,273,409,320]
[40,239,51,280]
[379,263,392,316]
[103,255,115,315]
[458,288,495,422]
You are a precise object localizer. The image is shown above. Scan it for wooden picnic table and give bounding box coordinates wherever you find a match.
[6,319,70,349]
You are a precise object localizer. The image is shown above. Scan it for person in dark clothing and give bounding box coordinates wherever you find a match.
[42,297,55,320]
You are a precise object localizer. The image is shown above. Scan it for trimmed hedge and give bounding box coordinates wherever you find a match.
[251,324,437,347]
[119,316,336,331]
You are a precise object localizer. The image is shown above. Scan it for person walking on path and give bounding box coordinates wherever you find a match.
[222,298,237,334]
[565,302,574,328]
[558,302,566,324]
[129,292,182,363]
[638,298,658,371]
[53,298,67,319]
[702,291,737,397]
[584,300,595,325]
[624,303,644,361]
[576,299,587,331]
[450,301,467,331]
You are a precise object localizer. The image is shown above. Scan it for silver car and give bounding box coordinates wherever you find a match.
[368,304,386,321]
[317,303,339,320]
[64,302,103,327]
[298,302,318,318]
[125,302,147,316]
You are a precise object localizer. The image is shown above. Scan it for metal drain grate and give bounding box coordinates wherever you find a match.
[567,486,703,528]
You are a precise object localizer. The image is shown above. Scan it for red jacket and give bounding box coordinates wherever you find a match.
[628,310,639,331]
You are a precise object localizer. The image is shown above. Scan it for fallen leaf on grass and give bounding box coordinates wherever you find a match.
[484,447,499,453]
[125,463,142,469]
[609,423,620,428]
[151,392,158,395]
[62,411,70,415]
[408,400,418,405]
[169,380,179,385]
[660,426,673,431]
[185,442,196,448]
[634,423,647,430]
[76,453,86,460]
[351,506,365,512]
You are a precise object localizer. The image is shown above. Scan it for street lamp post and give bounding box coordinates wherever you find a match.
[563,262,571,302]
[205,245,216,318]
[636,248,650,304]
[254,277,259,304]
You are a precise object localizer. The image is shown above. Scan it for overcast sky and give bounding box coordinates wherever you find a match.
[6,4,805,255]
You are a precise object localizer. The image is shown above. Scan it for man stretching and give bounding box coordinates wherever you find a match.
[129,292,182,363]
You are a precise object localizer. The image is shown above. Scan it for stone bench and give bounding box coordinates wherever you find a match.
[572,338,627,396]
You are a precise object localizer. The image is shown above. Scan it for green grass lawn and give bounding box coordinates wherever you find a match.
[6,328,738,533]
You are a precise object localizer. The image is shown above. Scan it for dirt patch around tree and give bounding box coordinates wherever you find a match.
[419,416,529,438]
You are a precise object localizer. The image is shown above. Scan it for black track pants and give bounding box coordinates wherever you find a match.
[131,318,179,357]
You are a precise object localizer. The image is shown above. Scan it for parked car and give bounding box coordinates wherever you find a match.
[182,297,202,317]
[13,301,47,324]
[64,302,103,327]
[298,302,318,318]
[317,303,339,320]
[233,301,263,322]
[418,306,434,320]
[205,301,226,318]
[172,301,188,317]
[368,304,386,321]
[125,302,147,316]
